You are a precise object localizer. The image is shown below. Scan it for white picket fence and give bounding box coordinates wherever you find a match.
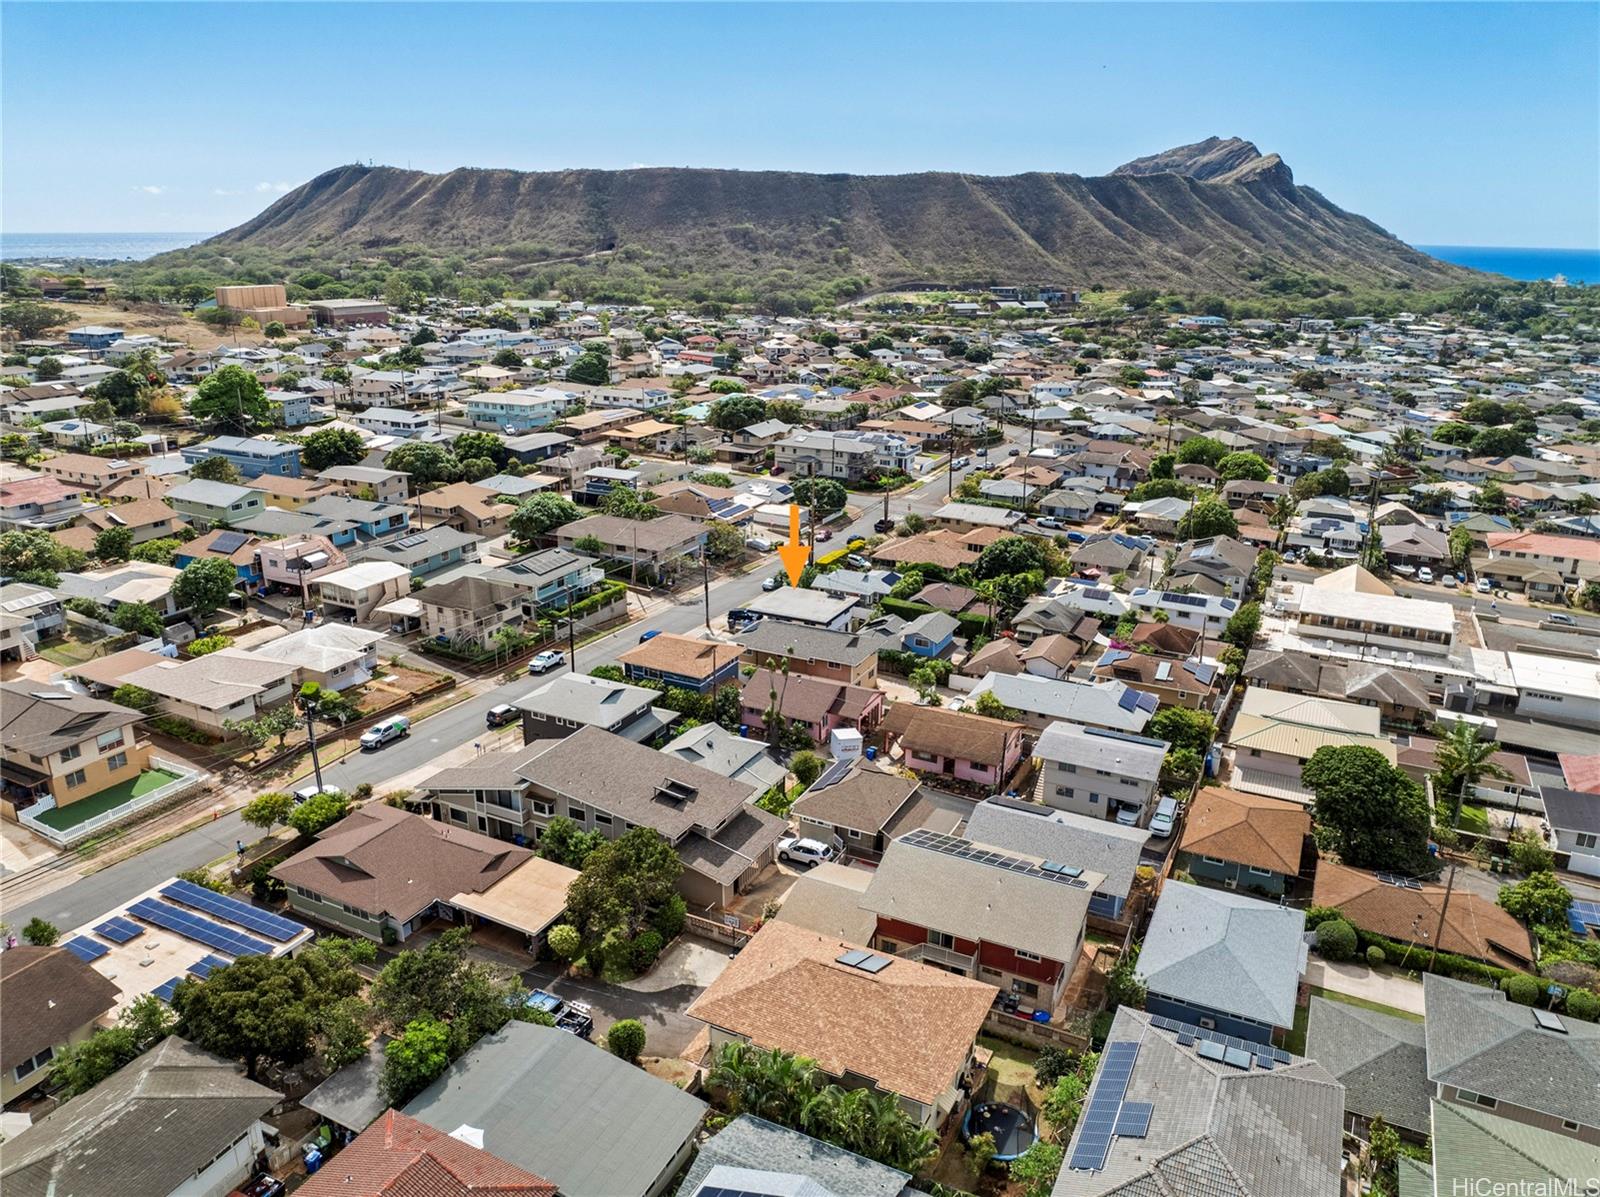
[19,756,210,847]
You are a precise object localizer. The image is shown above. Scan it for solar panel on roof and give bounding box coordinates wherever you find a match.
[1254,1055,1276,1070]
[1222,1047,1253,1070]
[128,898,273,957]
[395,533,428,548]
[161,878,304,942]
[1117,688,1141,711]
[210,530,249,554]
[62,936,109,963]
[1068,1041,1140,1172]
[1195,1040,1226,1062]
[1532,1008,1568,1034]
[187,954,232,979]
[836,949,871,968]
[95,916,144,944]
[1114,1102,1153,1138]
[1177,1033,1196,1047]
[152,977,183,1004]
[858,954,893,974]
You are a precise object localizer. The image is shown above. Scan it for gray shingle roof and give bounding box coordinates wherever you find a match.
[1304,997,1430,1136]
[962,798,1148,901]
[1052,1008,1344,1197]
[1423,973,1600,1127]
[404,1022,705,1197]
[1136,881,1307,1030]
[678,1115,908,1197]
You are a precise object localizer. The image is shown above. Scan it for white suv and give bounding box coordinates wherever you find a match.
[778,836,836,868]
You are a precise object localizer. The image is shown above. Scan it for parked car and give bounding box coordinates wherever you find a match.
[1148,796,1179,839]
[360,715,410,751]
[874,518,897,534]
[293,783,341,804]
[816,527,833,542]
[1476,577,1493,593]
[638,629,660,643]
[845,553,870,569]
[523,990,565,1019]
[1113,804,1142,828]
[746,536,774,552]
[778,836,836,868]
[951,456,970,470]
[486,704,520,729]
[1037,516,1065,530]
[1418,567,1434,584]
[762,573,783,591]
[1066,530,1087,545]
[977,448,989,459]
[1007,447,1021,457]
[528,649,564,674]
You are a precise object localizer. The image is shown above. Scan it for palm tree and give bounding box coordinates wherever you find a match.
[1395,426,1424,461]
[1434,719,1510,827]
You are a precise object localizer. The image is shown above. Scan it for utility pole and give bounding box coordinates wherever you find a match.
[566,583,578,670]
[303,704,326,793]
[701,548,711,632]
[1427,861,1457,973]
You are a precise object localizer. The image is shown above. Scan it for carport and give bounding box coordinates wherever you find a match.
[450,855,580,954]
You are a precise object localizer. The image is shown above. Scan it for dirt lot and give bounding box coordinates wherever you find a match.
[40,299,273,353]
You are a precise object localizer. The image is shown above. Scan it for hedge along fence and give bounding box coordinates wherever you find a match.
[814,539,867,569]
[1305,905,1534,991]
[879,596,992,640]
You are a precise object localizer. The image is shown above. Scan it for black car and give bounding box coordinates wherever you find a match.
[874,518,896,533]
[485,704,520,729]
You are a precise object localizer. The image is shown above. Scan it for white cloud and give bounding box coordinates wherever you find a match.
[254,181,294,193]
[132,184,167,195]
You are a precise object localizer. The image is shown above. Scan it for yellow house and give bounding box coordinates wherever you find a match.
[0,684,151,821]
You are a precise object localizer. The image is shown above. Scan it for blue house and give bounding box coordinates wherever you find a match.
[349,526,480,578]
[1136,881,1307,1046]
[267,389,314,428]
[299,495,410,540]
[67,325,124,351]
[173,528,263,587]
[900,610,958,658]
[181,435,303,479]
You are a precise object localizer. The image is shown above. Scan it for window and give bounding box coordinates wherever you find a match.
[59,744,81,763]
[96,729,124,751]
[1011,979,1039,999]
[65,769,87,789]
[929,930,956,950]
[1562,1119,1580,1132]
[594,811,613,826]
[1202,856,1227,866]
[1054,785,1074,799]
[1248,748,1262,758]
[13,1045,54,1082]
[1089,792,1100,804]
[107,752,128,772]
[1015,948,1042,962]
[1248,866,1275,877]
[1458,1091,1497,1110]
[1576,833,1599,850]
[569,805,587,823]
[847,827,861,839]
[531,800,554,817]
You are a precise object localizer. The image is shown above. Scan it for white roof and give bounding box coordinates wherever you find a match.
[1034,721,1166,783]
[250,624,386,672]
[314,560,412,591]
[1505,651,1600,701]
[1296,587,1455,635]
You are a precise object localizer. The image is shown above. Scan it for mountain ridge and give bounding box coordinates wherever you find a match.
[193,139,1475,297]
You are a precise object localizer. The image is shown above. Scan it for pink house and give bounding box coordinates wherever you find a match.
[257,535,349,598]
[740,667,885,746]
[881,704,1024,788]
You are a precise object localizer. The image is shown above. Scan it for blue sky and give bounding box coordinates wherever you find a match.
[4,2,1596,247]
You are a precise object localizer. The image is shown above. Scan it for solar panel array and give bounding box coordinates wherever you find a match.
[1068,1041,1139,1172]
[1147,1015,1293,1066]
[809,757,854,792]
[395,533,428,549]
[94,916,144,944]
[187,954,232,979]
[834,949,893,974]
[1569,899,1600,937]
[127,898,274,958]
[152,977,183,1004]
[211,530,250,554]
[1376,872,1423,891]
[161,878,304,942]
[63,936,109,963]
[1113,1101,1153,1138]
[900,828,1090,889]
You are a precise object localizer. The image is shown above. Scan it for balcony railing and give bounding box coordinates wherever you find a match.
[896,941,977,972]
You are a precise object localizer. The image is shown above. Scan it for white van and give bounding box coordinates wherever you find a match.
[1148,796,1179,838]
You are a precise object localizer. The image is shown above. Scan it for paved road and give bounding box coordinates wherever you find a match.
[5,441,1005,933]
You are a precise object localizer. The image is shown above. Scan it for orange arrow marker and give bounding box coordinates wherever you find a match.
[776,503,810,586]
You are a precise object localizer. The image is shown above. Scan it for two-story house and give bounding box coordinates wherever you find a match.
[1034,721,1167,827]
[463,388,565,432]
[0,474,88,529]
[165,479,266,530]
[299,495,411,540]
[0,684,152,823]
[314,560,413,625]
[514,672,677,745]
[257,535,349,598]
[739,667,885,746]
[416,482,514,537]
[179,435,302,479]
[734,619,893,688]
[417,576,524,651]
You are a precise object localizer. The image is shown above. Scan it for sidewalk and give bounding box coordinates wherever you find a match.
[1305,959,1426,1015]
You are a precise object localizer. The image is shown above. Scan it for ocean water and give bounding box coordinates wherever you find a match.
[1,231,212,262]
[1416,244,1599,284]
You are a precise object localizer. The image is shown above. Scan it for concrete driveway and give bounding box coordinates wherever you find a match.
[1305,959,1426,1015]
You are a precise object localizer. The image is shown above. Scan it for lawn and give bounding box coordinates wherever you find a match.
[36,633,112,666]
[34,768,183,831]
[1285,985,1424,1055]
[1457,803,1490,835]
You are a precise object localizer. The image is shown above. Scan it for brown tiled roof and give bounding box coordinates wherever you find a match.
[869,530,982,570]
[296,1110,556,1197]
[80,498,178,533]
[880,704,1018,766]
[103,476,173,503]
[685,921,994,1104]
[619,633,743,681]
[742,668,878,726]
[272,805,531,925]
[792,762,919,835]
[0,947,120,1073]
[1128,621,1200,657]
[960,639,1023,677]
[1312,860,1535,968]
[50,525,97,553]
[1179,787,1310,876]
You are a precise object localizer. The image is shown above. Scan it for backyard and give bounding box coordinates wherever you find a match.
[1284,985,1424,1055]
[31,766,184,831]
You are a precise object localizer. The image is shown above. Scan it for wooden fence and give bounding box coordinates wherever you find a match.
[686,912,755,948]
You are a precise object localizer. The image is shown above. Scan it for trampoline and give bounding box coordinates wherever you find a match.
[962,1100,1037,1161]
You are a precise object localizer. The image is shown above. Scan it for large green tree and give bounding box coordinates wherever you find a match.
[566,827,683,946]
[0,528,87,586]
[48,995,175,1100]
[191,365,272,434]
[708,394,766,431]
[0,300,73,339]
[1175,436,1227,467]
[452,431,508,468]
[1302,745,1432,873]
[508,493,583,542]
[301,426,367,471]
[1176,496,1238,540]
[974,535,1046,580]
[790,477,847,517]
[566,352,610,385]
[172,556,238,619]
[385,442,459,487]
[1216,452,1272,483]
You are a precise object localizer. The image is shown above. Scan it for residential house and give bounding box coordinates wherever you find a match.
[862,828,1104,1011]
[790,760,929,859]
[869,527,1005,572]
[257,535,348,598]
[660,723,788,794]
[349,525,480,578]
[740,667,885,746]
[1136,881,1307,1045]
[734,620,893,687]
[927,502,1024,534]
[0,1038,281,1197]
[898,611,958,657]
[0,584,64,663]
[1380,523,1452,572]
[1127,588,1238,636]
[962,632,1084,681]
[1482,530,1600,599]
[1168,535,1257,601]
[514,673,677,744]
[1404,1099,1599,1197]
[1245,650,1434,727]
[1228,688,1396,804]
[963,797,1148,927]
[715,418,793,467]
[1177,786,1310,896]
[553,513,705,579]
[274,804,531,942]
[966,674,1158,736]
[678,1115,909,1197]
[120,650,297,736]
[1422,973,1599,1144]
[0,946,120,1106]
[1034,721,1166,827]
[1053,1007,1343,1197]
[1540,787,1600,879]
[417,482,514,537]
[165,479,265,530]
[249,624,385,691]
[403,1022,705,1197]
[1013,589,1127,640]
[1091,649,1219,711]
[37,452,145,495]
[1312,861,1535,970]
[1285,570,1456,656]
[744,588,861,632]
[619,633,743,695]
[0,475,88,529]
[315,560,413,625]
[1305,997,1430,1141]
[686,920,994,1130]
[480,547,604,612]
[253,474,334,510]
[173,528,264,588]
[300,495,411,540]
[294,1110,556,1197]
[180,435,302,479]
[315,465,411,505]
[463,388,564,432]
[0,684,153,823]
[1070,531,1151,580]
[417,576,524,650]
[879,704,1024,790]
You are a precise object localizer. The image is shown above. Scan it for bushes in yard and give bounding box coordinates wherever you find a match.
[878,649,952,681]
[1316,919,1358,961]
[607,1018,647,1062]
[547,925,580,960]
[1500,974,1540,1006]
[1366,946,1387,967]
[1564,988,1600,1022]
